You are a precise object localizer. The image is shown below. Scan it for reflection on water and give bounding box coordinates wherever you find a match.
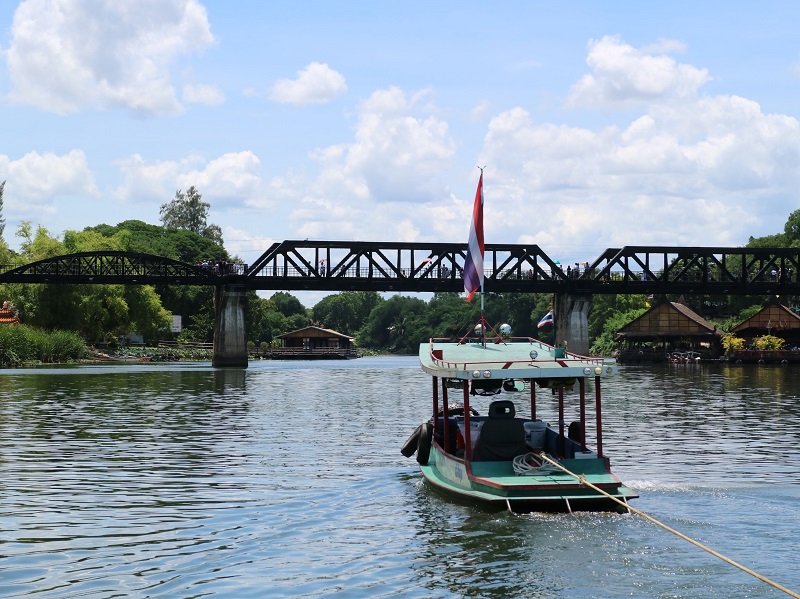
[0,358,799,598]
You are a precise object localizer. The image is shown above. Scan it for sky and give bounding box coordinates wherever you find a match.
[2,1,800,306]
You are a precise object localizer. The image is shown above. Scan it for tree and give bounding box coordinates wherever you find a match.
[270,292,308,319]
[7,223,172,344]
[159,186,224,245]
[357,295,427,353]
[313,291,381,335]
[784,208,800,245]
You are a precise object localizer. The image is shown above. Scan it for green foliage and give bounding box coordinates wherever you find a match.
[159,186,223,245]
[270,292,308,318]
[357,295,428,353]
[784,208,800,245]
[0,325,88,366]
[179,303,216,343]
[85,220,227,264]
[590,307,648,355]
[313,291,381,335]
[588,295,648,345]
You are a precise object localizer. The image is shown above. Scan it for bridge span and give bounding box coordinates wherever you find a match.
[5,243,800,295]
[3,242,799,366]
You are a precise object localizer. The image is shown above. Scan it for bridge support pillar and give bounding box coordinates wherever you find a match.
[212,285,248,368]
[554,293,592,356]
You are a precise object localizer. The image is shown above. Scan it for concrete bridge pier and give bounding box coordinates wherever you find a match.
[212,284,248,368]
[554,293,592,357]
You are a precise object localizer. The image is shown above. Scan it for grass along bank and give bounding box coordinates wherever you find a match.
[0,325,89,367]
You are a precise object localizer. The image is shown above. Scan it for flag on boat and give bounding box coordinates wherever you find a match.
[537,310,554,328]
[463,172,484,302]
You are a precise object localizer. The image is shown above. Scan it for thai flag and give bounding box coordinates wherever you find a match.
[463,173,484,302]
[537,310,554,328]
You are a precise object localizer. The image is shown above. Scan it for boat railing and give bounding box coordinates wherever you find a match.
[427,337,609,370]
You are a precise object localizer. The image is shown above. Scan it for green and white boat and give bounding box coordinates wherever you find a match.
[402,321,639,513]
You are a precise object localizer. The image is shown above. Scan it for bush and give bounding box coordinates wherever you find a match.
[721,333,745,354]
[752,335,785,351]
[0,325,89,367]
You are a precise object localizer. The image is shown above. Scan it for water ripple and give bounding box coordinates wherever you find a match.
[1,359,799,597]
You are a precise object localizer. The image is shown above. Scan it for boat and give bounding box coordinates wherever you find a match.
[402,320,639,513]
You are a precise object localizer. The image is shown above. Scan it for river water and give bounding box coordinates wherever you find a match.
[1,358,799,599]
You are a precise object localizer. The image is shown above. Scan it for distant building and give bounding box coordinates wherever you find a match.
[615,300,721,362]
[725,299,800,362]
[260,326,360,360]
[730,299,800,347]
[0,302,20,325]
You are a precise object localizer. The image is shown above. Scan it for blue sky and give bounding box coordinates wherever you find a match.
[2,1,800,304]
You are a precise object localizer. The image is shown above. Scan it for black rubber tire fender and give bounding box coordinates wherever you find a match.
[416,422,433,465]
[401,424,422,457]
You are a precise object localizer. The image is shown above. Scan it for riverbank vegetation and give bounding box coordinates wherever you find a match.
[0,325,88,367]
[0,182,798,361]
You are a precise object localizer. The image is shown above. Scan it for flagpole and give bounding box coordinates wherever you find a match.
[478,167,486,347]
[463,165,486,345]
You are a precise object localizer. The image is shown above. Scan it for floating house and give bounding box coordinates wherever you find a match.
[615,300,722,362]
[726,299,800,362]
[261,325,360,360]
[730,299,800,345]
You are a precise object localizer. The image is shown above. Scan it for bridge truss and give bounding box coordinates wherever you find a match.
[1,244,800,296]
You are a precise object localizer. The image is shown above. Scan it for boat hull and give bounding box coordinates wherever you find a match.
[419,443,638,514]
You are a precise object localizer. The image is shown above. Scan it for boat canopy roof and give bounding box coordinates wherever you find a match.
[419,337,617,381]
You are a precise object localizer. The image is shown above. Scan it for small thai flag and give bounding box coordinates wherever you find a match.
[537,310,554,328]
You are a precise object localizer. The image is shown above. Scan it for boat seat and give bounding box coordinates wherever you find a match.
[471,400,527,461]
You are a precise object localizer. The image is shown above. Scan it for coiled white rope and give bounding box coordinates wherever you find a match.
[535,452,800,599]
[512,452,561,476]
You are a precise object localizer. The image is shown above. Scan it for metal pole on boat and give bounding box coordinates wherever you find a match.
[558,387,565,458]
[480,289,486,348]
[579,377,587,450]
[595,376,604,458]
[530,379,536,420]
[442,379,450,452]
[432,377,439,437]
[463,381,473,461]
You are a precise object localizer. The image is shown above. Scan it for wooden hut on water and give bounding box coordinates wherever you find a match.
[615,300,722,362]
[726,299,800,362]
[260,326,360,360]
[730,299,800,346]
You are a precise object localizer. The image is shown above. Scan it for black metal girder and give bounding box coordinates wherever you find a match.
[0,252,222,285]
[243,240,564,292]
[3,245,800,296]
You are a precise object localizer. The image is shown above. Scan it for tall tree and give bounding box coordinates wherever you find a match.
[159,186,224,245]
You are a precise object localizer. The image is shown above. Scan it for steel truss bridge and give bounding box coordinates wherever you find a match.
[1,242,800,296]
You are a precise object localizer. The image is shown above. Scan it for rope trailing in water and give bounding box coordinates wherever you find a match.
[537,452,800,599]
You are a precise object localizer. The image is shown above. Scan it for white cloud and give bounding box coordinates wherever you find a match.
[5,0,215,115]
[478,87,800,255]
[222,225,274,264]
[183,82,225,106]
[114,151,263,208]
[269,62,347,105]
[271,86,457,241]
[0,149,98,204]
[566,35,710,108]
[178,151,262,204]
[0,149,99,223]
